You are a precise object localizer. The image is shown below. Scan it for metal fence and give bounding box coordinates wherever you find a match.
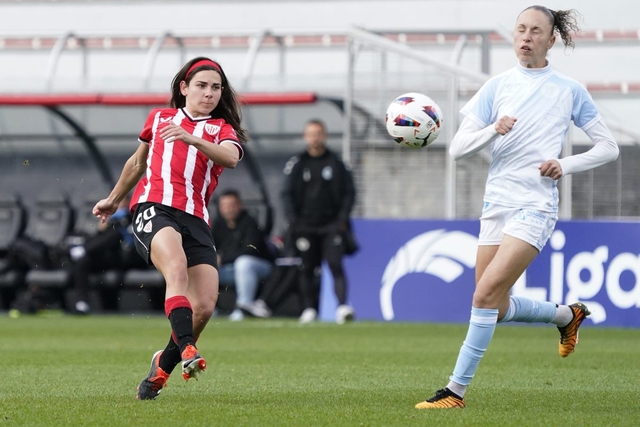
[344,28,640,220]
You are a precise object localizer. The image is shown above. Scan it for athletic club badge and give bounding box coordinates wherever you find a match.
[205,124,220,136]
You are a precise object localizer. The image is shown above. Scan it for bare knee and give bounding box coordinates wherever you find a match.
[191,300,215,335]
[192,298,216,321]
[472,286,503,309]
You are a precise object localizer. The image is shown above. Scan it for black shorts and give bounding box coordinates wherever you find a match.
[131,202,218,269]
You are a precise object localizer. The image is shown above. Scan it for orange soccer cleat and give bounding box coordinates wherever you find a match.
[136,350,170,400]
[415,388,466,409]
[181,344,207,381]
[558,302,591,358]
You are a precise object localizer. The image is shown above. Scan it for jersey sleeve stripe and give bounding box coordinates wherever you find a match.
[220,139,244,160]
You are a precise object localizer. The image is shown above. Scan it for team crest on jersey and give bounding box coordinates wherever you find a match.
[541,82,560,99]
[205,124,220,136]
[143,221,153,233]
[322,166,333,180]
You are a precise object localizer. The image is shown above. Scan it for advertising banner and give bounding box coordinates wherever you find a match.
[319,219,640,327]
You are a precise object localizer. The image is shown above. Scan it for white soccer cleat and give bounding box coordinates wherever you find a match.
[335,305,355,325]
[299,308,317,324]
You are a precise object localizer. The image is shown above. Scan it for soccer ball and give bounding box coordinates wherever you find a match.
[385,93,443,148]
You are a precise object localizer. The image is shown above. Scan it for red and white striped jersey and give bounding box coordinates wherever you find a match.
[130,107,243,224]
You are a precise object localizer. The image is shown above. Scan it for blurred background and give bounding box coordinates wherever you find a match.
[0,0,638,322]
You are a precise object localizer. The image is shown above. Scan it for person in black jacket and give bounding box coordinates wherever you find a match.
[282,119,356,324]
[212,189,274,321]
[68,197,142,314]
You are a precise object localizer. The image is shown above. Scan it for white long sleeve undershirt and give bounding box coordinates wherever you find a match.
[449,116,619,176]
[448,117,500,161]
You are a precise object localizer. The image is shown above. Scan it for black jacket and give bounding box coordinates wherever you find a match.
[281,148,355,227]
[211,210,273,265]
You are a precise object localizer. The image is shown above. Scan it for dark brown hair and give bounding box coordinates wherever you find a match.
[523,5,581,49]
[169,56,248,143]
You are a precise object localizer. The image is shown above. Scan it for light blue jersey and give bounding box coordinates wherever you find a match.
[461,63,600,213]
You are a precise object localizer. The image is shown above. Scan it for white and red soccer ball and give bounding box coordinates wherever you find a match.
[385,92,443,148]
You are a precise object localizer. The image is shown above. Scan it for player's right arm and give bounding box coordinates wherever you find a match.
[93,142,149,222]
[449,115,516,160]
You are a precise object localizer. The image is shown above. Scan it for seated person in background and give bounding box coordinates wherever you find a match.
[212,189,274,321]
[69,196,141,314]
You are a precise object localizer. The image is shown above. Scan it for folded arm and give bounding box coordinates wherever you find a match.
[449,116,502,161]
[557,119,619,176]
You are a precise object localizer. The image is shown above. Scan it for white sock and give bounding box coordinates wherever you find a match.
[552,305,573,326]
[446,381,467,398]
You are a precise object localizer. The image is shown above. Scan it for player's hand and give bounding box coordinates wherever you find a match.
[494,116,517,135]
[539,159,563,180]
[160,123,193,144]
[93,198,119,223]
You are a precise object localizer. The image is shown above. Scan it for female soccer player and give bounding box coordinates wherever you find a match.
[416,6,619,409]
[93,57,247,400]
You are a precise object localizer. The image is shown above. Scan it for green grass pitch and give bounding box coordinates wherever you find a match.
[0,314,638,427]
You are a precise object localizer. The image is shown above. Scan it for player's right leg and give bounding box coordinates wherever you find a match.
[136,350,170,400]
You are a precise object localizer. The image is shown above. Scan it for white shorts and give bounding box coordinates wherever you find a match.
[478,203,558,252]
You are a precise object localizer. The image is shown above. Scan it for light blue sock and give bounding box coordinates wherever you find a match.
[449,307,498,387]
[498,296,556,323]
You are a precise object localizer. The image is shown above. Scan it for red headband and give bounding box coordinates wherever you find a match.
[185,59,221,79]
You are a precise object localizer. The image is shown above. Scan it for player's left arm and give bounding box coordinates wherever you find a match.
[549,119,619,179]
[159,123,241,168]
[545,85,620,179]
[193,139,241,168]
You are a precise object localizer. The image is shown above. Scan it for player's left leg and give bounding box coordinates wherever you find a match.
[417,235,538,409]
[145,264,218,387]
[496,211,591,357]
[498,296,590,357]
[186,263,218,338]
[165,263,217,381]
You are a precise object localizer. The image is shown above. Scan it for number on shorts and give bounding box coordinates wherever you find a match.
[135,206,156,232]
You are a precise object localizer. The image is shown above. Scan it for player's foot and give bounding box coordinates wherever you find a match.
[136,350,170,400]
[299,308,317,324]
[181,344,207,381]
[229,308,244,321]
[415,388,465,409]
[335,304,355,325]
[238,299,272,318]
[558,302,591,357]
[74,300,91,315]
[416,388,465,409]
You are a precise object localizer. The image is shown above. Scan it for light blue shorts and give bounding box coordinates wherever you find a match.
[478,203,558,252]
